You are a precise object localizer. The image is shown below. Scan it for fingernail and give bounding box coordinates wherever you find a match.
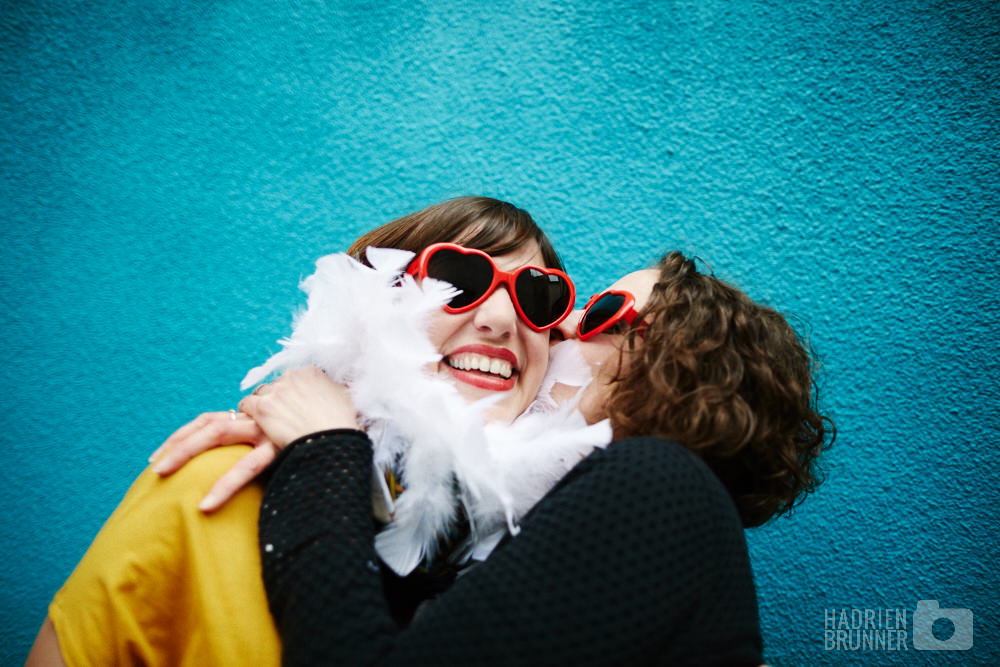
[199,493,218,512]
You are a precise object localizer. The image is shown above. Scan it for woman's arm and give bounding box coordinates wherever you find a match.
[149,365,359,512]
[25,617,67,667]
[260,433,764,666]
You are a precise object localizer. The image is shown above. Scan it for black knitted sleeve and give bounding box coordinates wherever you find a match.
[259,432,763,666]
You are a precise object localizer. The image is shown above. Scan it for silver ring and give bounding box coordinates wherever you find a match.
[229,409,238,421]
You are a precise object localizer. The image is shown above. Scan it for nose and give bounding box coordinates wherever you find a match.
[556,309,584,340]
[472,284,520,337]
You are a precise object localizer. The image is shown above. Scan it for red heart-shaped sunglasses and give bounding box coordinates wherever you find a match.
[577,290,646,340]
[406,242,575,331]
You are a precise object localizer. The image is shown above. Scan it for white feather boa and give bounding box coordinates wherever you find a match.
[241,248,612,575]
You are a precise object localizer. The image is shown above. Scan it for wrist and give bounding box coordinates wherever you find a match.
[269,428,371,478]
[288,428,368,450]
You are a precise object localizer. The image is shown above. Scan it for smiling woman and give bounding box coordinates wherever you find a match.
[27,196,575,667]
[415,240,573,423]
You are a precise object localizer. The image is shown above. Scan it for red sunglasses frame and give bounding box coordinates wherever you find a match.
[406,242,576,332]
[577,289,645,341]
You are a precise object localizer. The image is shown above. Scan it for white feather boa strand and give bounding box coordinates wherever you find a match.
[241,248,612,575]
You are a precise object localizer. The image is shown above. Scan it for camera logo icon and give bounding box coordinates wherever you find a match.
[913,600,973,651]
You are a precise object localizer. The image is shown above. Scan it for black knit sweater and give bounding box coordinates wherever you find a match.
[259,430,763,666]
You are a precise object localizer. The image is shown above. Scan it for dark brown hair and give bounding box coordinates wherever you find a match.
[347,196,564,270]
[607,252,833,527]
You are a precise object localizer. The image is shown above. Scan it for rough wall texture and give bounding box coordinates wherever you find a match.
[2,1,997,664]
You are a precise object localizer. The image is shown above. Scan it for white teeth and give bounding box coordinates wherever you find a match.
[446,353,513,379]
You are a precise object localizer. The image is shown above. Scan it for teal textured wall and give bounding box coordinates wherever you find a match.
[3,1,997,664]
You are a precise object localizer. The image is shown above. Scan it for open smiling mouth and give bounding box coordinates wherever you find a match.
[443,351,518,391]
[446,353,513,379]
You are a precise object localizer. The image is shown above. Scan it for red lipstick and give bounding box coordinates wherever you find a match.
[443,345,519,392]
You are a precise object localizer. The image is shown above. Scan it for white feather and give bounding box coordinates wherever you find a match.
[243,249,612,575]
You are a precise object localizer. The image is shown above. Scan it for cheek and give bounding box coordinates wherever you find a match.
[521,331,551,387]
[578,339,620,378]
[426,310,460,352]
[575,341,626,424]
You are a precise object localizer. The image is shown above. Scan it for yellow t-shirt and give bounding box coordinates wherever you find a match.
[49,446,281,667]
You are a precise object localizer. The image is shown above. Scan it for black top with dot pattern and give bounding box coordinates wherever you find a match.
[259,430,764,666]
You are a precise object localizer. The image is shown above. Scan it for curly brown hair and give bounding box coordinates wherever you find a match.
[606,252,834,527]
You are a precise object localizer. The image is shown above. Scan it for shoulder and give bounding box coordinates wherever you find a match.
[530,436,747,552]
[143,445,257,501]
[585,435,708,469]
[50,446,273,666]
[93,445,263,523]
[570,437,733,505]
[57,446,263,580]
[118,445,265,546]
[58,445,261,574]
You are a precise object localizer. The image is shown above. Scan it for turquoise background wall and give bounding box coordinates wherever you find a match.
[2,1,997,664]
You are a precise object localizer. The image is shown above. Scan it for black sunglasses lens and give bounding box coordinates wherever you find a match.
[426,249,494,309]
[514,269,571,327]
[580,293,626,335]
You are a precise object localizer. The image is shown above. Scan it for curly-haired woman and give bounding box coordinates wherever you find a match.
[245,251,833,665]
[563,251,829,527]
